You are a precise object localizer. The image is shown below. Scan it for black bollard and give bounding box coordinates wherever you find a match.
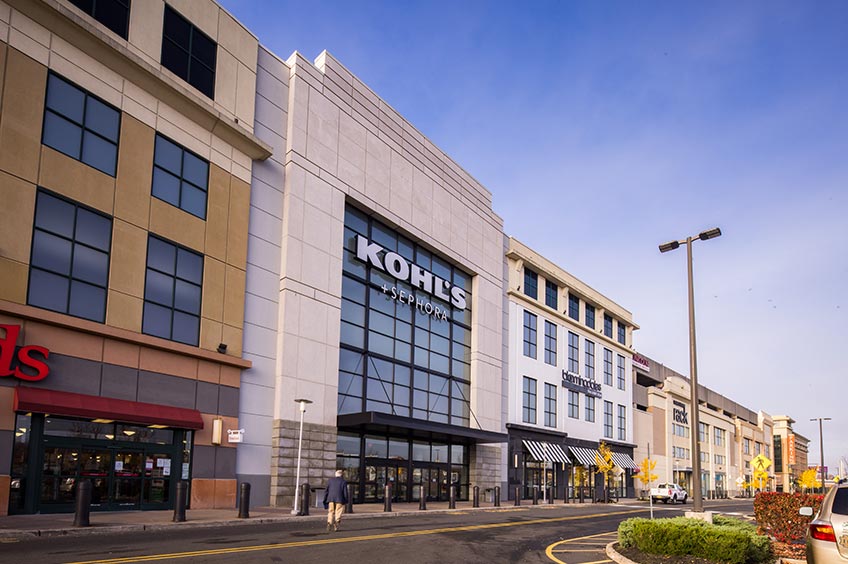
[173,480,187,522]
[449,485,456,509]
[472,485,479,508]
[300,483,310,516]
[384,484,392,512]
[73,479,92,527]
[494,486,501,507]
[238,482,251,519]
[547,487,554,504]
[345,483,354,514]
[514,486,521,506]
[532,486,539,505]
[419,484,427,510]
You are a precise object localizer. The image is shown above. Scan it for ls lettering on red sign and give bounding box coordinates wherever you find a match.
[0,324,49,381]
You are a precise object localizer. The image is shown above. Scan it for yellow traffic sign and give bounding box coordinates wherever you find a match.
[752,454,772,471]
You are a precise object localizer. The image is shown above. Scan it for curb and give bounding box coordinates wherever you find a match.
[606,541,633,564]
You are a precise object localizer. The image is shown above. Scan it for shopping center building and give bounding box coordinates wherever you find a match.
[0,0,270,514]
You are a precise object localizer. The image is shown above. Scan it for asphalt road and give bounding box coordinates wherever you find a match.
[3,498,755,564]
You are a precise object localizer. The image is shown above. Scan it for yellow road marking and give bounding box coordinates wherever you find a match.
[545,530,618,564]
[66,509,642,564]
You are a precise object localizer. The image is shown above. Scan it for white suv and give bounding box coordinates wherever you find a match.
[802,482,848,564]
[651,483,689,504]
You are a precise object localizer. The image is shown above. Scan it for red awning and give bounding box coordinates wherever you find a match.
[14,387,204,430]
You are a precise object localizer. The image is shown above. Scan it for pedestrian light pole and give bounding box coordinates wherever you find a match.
[659,227,722,513]
[810,417,831,493]
[291,398,312,515]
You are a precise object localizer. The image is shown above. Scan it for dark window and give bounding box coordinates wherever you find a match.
[618,404,627,441]
[585,304,595,329]
[523,267,538,299]
[42,73,120,176]
[545,279,557,309]
[28,190,112,322]
[832,488,848,516]
[152,134,209,219]
[618,322,626,345]
[617,354,626,390]
[585,396,595,422]
[523,310,537,359]
[603,348,613,386]
[568,390,579,419]
[567,331,579,373]
[585,340,595,380]
[604,314,613,338]
[161,5,217,99]
[142,235,203,346]
[544,320,557,366]
[522,376,536,424]
[544,383,557,427]
[568,294,579,321]
[604,401,613,438]
[69,0,130,39]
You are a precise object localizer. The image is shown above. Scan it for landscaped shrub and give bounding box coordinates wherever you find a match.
[617,517,773,564]
[753,491,823,544]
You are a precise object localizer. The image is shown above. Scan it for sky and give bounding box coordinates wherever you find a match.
[220,0,848,475]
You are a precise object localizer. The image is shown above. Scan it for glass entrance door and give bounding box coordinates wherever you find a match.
[112,448,143,508]
[412,464,449,501]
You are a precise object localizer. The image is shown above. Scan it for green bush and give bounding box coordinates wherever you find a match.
[617,517,773,564]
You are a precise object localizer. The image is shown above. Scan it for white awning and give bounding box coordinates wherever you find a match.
[611,452,639,470]
[522,440,571,464]
[569,446,601,467]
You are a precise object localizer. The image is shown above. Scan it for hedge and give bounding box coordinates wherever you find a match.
[753,491,823,544]
[618,516,772,564]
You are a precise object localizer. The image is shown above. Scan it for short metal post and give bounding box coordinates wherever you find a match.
[173,480,187,522]
[238,482,251,519]
[547,486,554,504]
[579,485,584,504]
[494,486,501,507]
[514,486,521,506]
[472,485,479,508]
[384,484,392,512]
[419,484,427,510]
[345,483,354,514]
[300,483,310,516]
[449,485,456,509]
[73,479,92,527]
[532,486,539,505]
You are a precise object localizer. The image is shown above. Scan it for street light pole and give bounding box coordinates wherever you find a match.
[291,398,312,515]
[659,227,721,514]
[810,417,831,493]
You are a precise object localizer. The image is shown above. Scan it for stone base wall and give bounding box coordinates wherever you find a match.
[270,419,337,508]
[470,444,504,490]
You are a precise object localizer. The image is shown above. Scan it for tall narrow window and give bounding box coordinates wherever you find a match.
[161,5,217,99]
[603,348,613,386]
[568,390,579,419]
[617,322,626,345]
[617,354,626,390]
[69,0,131,39]
[617,404,626,440]
[544,383,557,428]
[544,320,557,366]
[545,279,558,309]
[152,134,209,219]
[42,73,120,176]
[603,401,613,438]
[142,236,203,346]
[567,332,579,373]
[584,340,595,380]
[585,303,595,329]
[523,267,538,299]
[568,294,579,321]
[522,376,537,424]
[604,314,613,338]
[523,311,537,358]
[585,395,595,422]
[28,190,112,322]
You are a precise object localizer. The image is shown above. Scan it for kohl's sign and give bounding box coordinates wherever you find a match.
[355,235,467,321]
[0,324,50,381]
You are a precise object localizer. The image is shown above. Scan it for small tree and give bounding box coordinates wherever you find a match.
[636,457,658,496]
[799,468,821,492]
[595,442,615,502]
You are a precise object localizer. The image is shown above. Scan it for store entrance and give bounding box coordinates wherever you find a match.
[363,461,409,502]
[524,461,556,500]
[412,464,452,502]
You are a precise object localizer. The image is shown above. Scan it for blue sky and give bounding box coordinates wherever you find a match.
[220,0,848,474]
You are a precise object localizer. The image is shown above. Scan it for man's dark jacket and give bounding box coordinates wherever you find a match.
[323,476,348,506]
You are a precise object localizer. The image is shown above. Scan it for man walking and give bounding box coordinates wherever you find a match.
[322,469,348,532]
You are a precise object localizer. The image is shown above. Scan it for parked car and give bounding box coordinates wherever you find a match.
[650,483,688,504]
[801,481,848,564]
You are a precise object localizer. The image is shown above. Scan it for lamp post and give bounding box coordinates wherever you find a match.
[291,398,313,515]
[659,227,722,513]
[810,417,831,493]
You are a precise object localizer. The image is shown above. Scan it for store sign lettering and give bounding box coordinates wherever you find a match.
[562,370,602,398]
[673,406,688,424]
[0,324,50,381]
[355,235,467,320]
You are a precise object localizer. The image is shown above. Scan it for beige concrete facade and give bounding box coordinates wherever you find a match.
[772,415,810,492]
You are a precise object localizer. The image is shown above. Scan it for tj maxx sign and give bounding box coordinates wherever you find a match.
[0,324,50,381]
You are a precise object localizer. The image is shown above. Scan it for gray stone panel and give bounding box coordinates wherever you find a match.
[236,473,272,507]
[218,385,239,418]
[137,371,197,409]
[215,447,237,479]
[0,430,11,474]
[195,381,219,414]
[100,364,139,401]
[32,353,101,395]
[192,444,215,479]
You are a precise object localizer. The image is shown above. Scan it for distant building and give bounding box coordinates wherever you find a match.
[772,416,810,492]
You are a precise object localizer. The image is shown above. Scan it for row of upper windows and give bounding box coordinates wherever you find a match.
[523,266,628,345]
[71,1,217,100]
[522,310,626,391]
[29,188,204,346]
[43,72,210,219]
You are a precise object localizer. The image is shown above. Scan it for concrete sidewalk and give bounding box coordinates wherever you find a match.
[0,499,601,540]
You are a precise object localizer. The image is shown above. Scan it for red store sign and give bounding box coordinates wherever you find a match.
[0,324,50,381]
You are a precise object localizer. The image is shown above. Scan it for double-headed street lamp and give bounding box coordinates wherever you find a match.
[810,417,831,493]
[659,227,722,513]
[291,398,313,516]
